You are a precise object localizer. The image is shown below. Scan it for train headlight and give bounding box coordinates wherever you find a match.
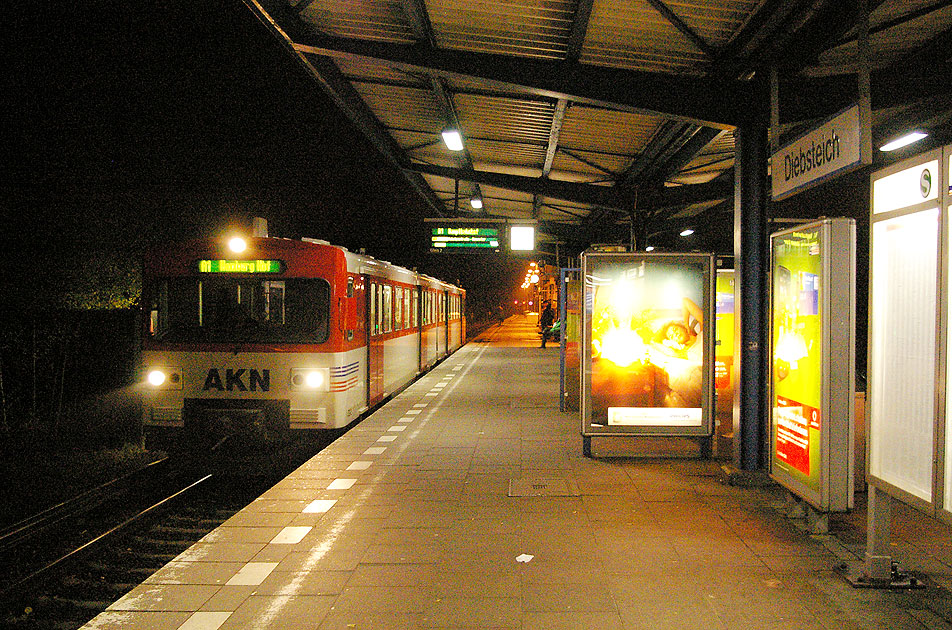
[228,237,247,253]
[144,367,183,390]
[290,368,329,392]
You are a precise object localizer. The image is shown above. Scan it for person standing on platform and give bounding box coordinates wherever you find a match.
[539,300,555,347]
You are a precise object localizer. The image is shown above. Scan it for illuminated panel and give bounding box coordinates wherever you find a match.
[770,227,823,492]
[872,159,939,214]
[869,209,937,502]
[430,226,500,250]
[197,259,283,273]
[510,226,535,251]
[582,253,712,436]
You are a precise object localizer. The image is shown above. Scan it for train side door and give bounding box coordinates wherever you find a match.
[442,290,449,354]
[367,277,385,406]
[415,286,424,372]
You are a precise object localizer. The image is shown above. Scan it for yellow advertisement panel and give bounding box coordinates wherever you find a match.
[771,226,822,491]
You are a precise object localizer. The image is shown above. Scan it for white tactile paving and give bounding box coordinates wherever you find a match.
[178,611,232,630]
[269,526,312,545]
[224,562,278,586]
[302,499,337,513]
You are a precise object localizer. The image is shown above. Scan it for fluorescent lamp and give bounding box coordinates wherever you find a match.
[470,196,483,209]
[679,228,695,237]
[510,226,535,251]
[645,245,655,252]
[441,128,464,151]
[879,131,927,152]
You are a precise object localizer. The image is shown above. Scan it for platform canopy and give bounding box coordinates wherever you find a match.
[242,0,952,254]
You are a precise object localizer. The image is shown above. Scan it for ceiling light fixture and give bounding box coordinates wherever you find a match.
[879,131,928,152]
[470,196,483,209]
[441,128,464,151]
[679,228,695,237]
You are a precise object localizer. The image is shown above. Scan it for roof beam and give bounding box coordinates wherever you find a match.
[408,161,730,213]
[655,126,724,183]
[711,0,810,77]
[401,0,439,48]
[645,0,715,58]
[289,33,751,126]
[566,0,595,60]
[409,162,630,209]
[620,121,694,188]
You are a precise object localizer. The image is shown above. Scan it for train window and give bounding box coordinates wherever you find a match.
[403,289,410,329]
[347,276,354,298]
[370,283,378,336]
[383,285,392,333]
[376,284,384,336]
[394,287,402,331]
[412,288,419,327]
[149,277,330,344]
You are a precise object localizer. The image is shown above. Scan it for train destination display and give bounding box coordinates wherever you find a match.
[430,225,501,251]
[581,251,714,438]
[197,259,283,273]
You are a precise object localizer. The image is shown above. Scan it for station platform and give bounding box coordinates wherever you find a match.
[85,314,952,630]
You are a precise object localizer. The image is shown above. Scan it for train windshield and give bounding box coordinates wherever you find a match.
[149,277,331,344]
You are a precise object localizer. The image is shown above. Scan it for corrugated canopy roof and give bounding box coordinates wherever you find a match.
[242,0,952,254]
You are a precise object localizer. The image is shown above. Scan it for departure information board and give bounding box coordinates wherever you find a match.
[430,225,501,251]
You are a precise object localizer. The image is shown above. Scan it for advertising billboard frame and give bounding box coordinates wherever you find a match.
[769,218,855,513]
[580,251,715,438]
[867,146,951,524]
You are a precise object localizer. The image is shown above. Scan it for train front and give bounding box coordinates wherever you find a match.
[139,235,364,444]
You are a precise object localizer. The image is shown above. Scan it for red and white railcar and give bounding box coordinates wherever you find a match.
[140,234,465,438]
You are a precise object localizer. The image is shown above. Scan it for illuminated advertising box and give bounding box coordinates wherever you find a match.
[868,148,945,514]
[581,251,714,437]
[560,268,581,413]
[714,270,735,450]
[770,218,855,512]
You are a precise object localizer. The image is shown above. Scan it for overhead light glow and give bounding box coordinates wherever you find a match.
[879,131,928,152]
[470,196,483,209]
[645,246,655,252]
[147,370,167,387]
[228,237,247,253]
[679,228,695,237]
[510,226,535,251]
[441,128,464,151]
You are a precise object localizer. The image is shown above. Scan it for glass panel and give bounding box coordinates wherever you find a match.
[383,285,393,333]
[869,209,938,501]
[150,277,329,344]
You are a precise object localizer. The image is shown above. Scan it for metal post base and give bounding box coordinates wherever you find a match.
[834,560,925,589]
[783,491,828,534]
[582,435,592,458]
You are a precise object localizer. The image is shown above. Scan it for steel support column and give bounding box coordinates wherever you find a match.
[733,122,769,471]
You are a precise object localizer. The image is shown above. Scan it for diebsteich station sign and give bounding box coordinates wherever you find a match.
[771,105,865,201]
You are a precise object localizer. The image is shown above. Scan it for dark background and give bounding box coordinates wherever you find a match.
[1,0,528,312]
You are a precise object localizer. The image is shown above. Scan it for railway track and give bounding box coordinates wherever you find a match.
[0,438,327,630]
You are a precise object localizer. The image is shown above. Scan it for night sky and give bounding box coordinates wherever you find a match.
[1,0,525,310]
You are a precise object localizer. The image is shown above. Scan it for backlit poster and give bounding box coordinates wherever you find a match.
[769,217,854,512]
[714,270,735,452]
[771,227,822,490]
[581,252,713,437]
[560,268,581,412]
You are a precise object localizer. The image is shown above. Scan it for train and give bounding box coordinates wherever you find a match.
[139,230,465,442]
